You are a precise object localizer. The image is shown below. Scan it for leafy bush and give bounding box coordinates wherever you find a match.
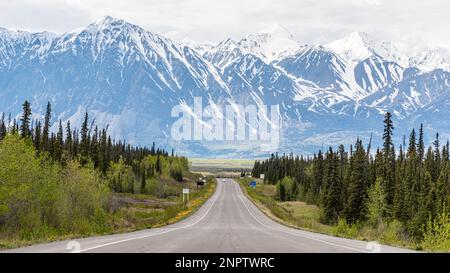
[276,177,295,201]
[379,220,403,245]
[56,161,110,234]
[421,208,450,252]
[331,218,359,238]
[0,134,110,239]
[367,178,388,227]
[169,162,184,182]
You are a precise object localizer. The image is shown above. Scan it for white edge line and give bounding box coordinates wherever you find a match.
[75,182,222,253]
[233,179,370,253]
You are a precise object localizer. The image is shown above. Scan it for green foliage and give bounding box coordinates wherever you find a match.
[331,218,359,238]
[0,134,109,239]
[276,177,295,201]
[169,160,185,182]
[56,160,110,233]
[108,157,135,193]
[252,112,450,250]
[0,101,202,248]
[345,139,369,223]
[322,149,344,224]
[379,220,403,245]
[367,178,388,226]
[421,208,450,251]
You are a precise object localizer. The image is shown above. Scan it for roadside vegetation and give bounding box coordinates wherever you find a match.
[244,113,450,252]
[0,101,216,249]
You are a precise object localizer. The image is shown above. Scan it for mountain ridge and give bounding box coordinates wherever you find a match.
[0,16,449,157]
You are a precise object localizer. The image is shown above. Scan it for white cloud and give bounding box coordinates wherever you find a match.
[0,0,449,55]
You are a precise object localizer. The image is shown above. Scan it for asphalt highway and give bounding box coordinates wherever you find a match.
[4,178,414,253]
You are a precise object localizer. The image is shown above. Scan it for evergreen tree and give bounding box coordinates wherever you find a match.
[323,149,343,224]
[345,139,370,223]
[20,100,32,138]
[418,124,425,161]
[65,121,72,154]
[80,112,90,162]
[41,101,52,151]
[54,120,64,162]
[0,113,6,141]
[381,112,396,209]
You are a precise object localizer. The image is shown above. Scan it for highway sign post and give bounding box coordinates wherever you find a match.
[260,174,265,180]
[182,188,189,202]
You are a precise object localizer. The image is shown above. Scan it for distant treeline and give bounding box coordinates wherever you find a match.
[0,100,192,240]
[0,100,189,188]
[252,112,449,241]
[0,101,173,174]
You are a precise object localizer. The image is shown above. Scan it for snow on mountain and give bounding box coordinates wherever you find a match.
[353,55,404,96]
[0,27,56,69]
[362,69,450,118]
[205,24,301,68]
[236,25,301,62]
[326,32,408,66]
[0,16,232,147]
[410,49,450,72]
[275,45,351,93]
[179,38,214,56]
[0,17,449,157]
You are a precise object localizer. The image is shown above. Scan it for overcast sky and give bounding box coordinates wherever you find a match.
[0,0,449,55]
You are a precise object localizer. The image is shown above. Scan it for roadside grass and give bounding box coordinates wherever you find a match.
[0,177,216,250]
[238,177,420,251]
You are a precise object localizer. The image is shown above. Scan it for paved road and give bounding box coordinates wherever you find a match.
[4,178,413,253]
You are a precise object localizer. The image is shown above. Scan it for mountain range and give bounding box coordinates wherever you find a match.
[0,16,449,157]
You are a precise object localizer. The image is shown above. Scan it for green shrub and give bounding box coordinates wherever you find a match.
[379,220,403,245]
[276,177,295,201]
[0,134,110,239]
[331,218,359,238]
[421,208,450,252]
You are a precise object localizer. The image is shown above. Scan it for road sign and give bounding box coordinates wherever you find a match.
[249,181,257,188]
[182,188,189,202]
[260,174,265,179]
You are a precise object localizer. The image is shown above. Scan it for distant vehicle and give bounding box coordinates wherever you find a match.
[197,178,205,187]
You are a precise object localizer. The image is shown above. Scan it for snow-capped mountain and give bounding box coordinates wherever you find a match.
[179,39,214,56]
[204,24,301,68]
[275,45,350,92]
[0,17,449,157]
[410,49,450,72]
[326,32,409,66]
[0,16,232,148]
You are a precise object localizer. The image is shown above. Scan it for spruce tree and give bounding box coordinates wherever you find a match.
[41,101,52,151]
[345,139,369,223]
[418,124,425,161]
[80,112,90,162]
[323,150,343,224]
[65,120,72,155]
[382,112,396,209]
[0,113,6,141]
[55,120,64,162]
[20,100,32,138]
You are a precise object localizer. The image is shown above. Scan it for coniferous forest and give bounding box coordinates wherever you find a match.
[251,112,449,248]
[0,100,193,243]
